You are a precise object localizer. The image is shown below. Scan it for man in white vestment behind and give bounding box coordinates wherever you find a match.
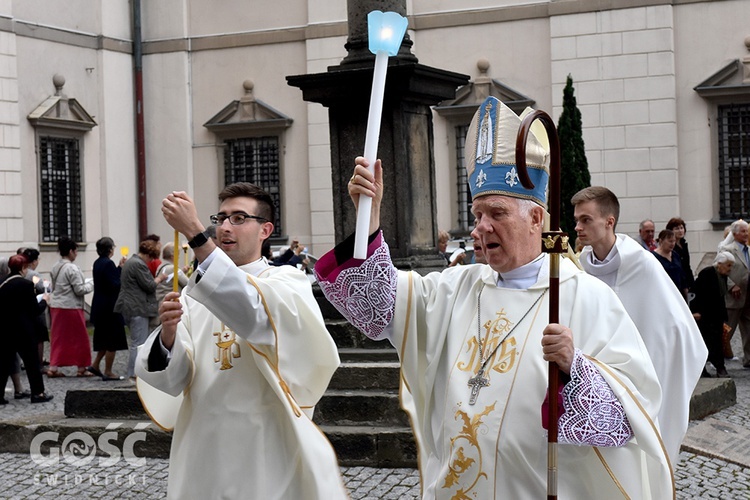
[315,96,673,498]
[572,185,707,468]
[135,183,346,499]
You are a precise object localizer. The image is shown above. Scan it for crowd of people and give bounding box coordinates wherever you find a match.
[0,232,197,403]
[632,216,749,379]
[0,252,52,404]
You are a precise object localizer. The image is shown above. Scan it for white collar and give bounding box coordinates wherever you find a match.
[496,253,544,289]
[238,257,269,277]
[581,243,621,288]
[590,243,618,265]
[198,249,268,277]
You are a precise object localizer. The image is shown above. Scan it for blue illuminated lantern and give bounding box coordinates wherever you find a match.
[367,10,408,56]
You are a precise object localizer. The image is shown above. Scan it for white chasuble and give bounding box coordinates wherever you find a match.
[581,234,707,466]
[392,257,674,499]
[136,250,346,500]
[438,286,546,499]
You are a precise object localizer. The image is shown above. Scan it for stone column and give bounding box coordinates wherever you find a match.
[288,0,468,270]
[341,0,417,66]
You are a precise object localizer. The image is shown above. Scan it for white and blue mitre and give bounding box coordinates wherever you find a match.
[465,96,550,207]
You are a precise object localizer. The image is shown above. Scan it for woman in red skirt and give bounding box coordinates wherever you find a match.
[46,236,94,377]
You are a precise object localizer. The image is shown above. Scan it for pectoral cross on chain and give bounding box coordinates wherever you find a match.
[468,367,490,405]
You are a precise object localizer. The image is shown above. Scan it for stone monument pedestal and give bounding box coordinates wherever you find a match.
[287,0,468,273]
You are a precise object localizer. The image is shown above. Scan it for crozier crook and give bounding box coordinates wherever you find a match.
[515,110,564,500]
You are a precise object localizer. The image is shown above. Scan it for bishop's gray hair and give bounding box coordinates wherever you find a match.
[516,198,540,220]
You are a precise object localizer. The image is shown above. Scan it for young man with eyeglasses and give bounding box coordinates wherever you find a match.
[135,182,345,499]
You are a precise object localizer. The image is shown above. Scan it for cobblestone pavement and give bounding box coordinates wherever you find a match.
[0,451,748,499]
[1,337,749,498]
[1,342,133,419]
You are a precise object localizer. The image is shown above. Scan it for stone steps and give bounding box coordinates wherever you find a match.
[53,341,418,467]
[313,390,408,427]
[64,389,147,419]
[337,348,399,362]
[319,425,417,468]
[0,416,171,459]
[326,319,392,350]
[0,370,736,469]
[328,361,401,390]
[60,378,737,439]
[63,387,411,429]
[320,313,415,463]
[61,359,403,418]
[0,416,418,468]
[690,377,736,420]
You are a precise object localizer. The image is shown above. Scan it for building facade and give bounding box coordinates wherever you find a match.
[1,0,748,276]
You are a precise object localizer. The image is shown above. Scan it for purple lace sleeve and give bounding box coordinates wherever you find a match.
[558,349,634,447]
[316,239,398,340]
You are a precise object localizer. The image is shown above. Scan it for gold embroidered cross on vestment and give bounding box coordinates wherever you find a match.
[213,323,241,370]
[468,284,545,405]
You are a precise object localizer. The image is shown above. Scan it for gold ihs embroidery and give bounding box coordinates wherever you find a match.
[213,323,241,370]
[457,309,518,375]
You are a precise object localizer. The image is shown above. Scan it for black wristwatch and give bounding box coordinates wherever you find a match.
[188,229,209,249]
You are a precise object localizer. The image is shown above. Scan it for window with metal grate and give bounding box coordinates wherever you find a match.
[39,136,83,242]
[718,103,750,220]
[224,136,282,237]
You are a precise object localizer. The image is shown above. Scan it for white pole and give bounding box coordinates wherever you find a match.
[353,49,389,259]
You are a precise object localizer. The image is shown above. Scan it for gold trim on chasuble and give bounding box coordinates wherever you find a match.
[135,347,195,432]
[245,270,343,478]
[213,323,241,370]
[443,291,546,499]
[245,273,302,418]
[398,272,425,492]
[586,355,676,500]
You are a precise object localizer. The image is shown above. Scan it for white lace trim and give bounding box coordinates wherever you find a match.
[558,349,633,447]
[317,241,397,339]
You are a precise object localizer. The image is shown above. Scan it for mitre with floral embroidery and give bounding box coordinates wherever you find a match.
[465,96,550,208]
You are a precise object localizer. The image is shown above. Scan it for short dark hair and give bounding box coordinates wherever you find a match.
[570,186,621,230]
[657,229,674,242]
[57,236,77,257]
[666,217,686,231]
[261,239,272,260]
[22,247,40,262]
[96,237,115,257]
[8,254,28,274]
[145,234,161,243]
[218,182,275,225]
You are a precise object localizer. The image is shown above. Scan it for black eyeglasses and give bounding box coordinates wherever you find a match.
[209,212,268,226]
